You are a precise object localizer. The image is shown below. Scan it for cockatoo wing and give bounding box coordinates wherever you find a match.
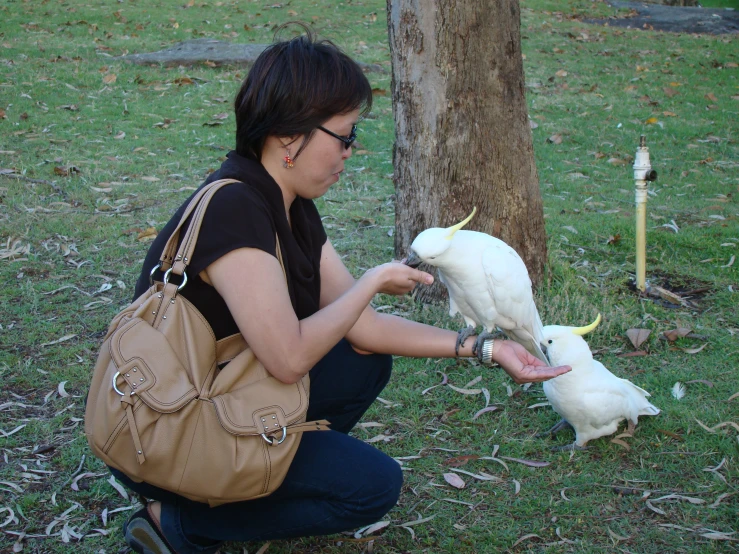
[480,243,547,362]
[439,269,479,327]
[549,362,660,444]
[437,271,459,317]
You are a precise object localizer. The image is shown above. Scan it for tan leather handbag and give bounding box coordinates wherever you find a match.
[84,179,330,507]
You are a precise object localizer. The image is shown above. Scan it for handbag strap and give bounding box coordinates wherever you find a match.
[158,178,241,270]
[157,178,287,290]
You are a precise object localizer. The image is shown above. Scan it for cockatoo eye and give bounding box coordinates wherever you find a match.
[548,339,553,344]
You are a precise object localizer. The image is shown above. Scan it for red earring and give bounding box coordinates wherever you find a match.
[283,148,294,169]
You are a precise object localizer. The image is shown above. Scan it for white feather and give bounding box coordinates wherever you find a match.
[671,381,686,400]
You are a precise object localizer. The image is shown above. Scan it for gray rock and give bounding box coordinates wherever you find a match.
[585,2,738,34]
[116,38,386,73]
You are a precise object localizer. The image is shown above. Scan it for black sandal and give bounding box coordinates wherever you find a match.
[123,504,176,554]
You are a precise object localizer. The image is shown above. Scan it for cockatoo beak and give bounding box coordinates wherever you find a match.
[445,207,477,240]
[404,250,422,268]
[571,314,603,336]
[540,342,551,364]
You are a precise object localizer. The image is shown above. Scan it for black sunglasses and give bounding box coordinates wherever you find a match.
[316,124,357,149]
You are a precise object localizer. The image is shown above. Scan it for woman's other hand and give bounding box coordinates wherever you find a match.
[362,262,434,296]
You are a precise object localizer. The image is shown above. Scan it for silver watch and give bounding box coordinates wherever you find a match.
[481,339,495,364]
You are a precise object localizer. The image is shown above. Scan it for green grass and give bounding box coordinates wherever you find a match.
[699,0,739,9]
[1,0,737,552]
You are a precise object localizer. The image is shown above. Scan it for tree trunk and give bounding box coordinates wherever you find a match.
[387,0,546,303]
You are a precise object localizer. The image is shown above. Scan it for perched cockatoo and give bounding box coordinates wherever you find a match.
[541,314,660,450]
[405,207,548,363]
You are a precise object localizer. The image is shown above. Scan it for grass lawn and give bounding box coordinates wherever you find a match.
[0,0,737,552]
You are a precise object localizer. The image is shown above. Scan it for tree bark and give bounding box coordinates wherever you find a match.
[387,0,546,303]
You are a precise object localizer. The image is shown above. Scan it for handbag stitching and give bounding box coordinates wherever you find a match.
[176,398,205,494]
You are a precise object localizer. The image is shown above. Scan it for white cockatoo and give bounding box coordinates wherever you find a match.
[541,314,660,450]
[405,207,548,363]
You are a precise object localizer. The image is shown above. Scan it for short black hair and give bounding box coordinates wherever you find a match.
[234,23,373,161]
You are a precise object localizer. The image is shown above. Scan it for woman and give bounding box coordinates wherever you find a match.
[115,26,570,554]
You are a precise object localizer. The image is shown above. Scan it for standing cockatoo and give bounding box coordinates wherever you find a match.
[541,314,660,450]
[405,207,548,363]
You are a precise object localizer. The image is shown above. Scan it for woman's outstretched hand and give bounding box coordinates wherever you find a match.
[490,340,571,384]
[363,261,434,296]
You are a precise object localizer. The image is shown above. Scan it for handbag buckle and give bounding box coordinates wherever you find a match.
[261,427,287,446]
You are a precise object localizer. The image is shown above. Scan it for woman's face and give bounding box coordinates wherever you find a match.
[287,109,360,199]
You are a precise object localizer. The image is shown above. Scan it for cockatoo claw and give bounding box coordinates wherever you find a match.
[551,442,588,452]
[455,326,476,356]
[473,331,496,358]
[537,419,574,438]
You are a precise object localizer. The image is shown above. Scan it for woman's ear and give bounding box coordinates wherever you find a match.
[280,135,302,148]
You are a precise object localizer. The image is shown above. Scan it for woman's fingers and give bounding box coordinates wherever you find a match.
[410,267,434,285]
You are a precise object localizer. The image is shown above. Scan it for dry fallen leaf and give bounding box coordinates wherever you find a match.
[447,384,482,395]
[364,434,395,444]
[40,334,77,347]
[70,472,104,491]
[679,343,708,355]
[107,475,129,500]
[512,534,543,547]
[354,521,390,539]
[443,473,466,489]
[657,429,683,441]
[663,87,679,98]
[695,419,739,434]
[102,74,117,85]
[444,455,479,467]
[626,328,651,349]
[547,133,563,144]
[610,438,631,450]
[137,227,158,242]
[449,468,503,482]
[472,406,499,420]
[645,500,666,515]
[662,327,692,342]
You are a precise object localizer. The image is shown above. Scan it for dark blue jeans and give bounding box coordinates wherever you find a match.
[111,339,401,553]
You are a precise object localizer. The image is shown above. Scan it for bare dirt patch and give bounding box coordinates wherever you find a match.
[586,1,739,34]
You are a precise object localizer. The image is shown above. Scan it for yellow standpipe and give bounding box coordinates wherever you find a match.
[633,135,657,292]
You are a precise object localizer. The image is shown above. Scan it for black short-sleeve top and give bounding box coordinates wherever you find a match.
[134,152,328,339]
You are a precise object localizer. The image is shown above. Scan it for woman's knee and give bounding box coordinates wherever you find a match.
[354,452,403,520]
